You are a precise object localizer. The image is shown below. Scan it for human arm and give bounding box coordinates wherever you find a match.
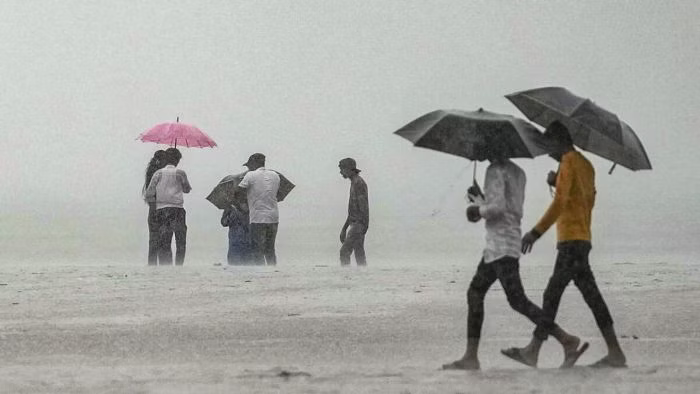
[476,168,506,220]
[356,181,369,230]
[237,172,251,193]
[533,158,572,235]
[177,170,192,193]
[340,219,349,243]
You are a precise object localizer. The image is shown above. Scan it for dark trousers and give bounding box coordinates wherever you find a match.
[340,223,367,266]
[250,223,278,265]
[468,256,556,339]
[228,226,252,265]
[147,205,159,265]
[533,241,614,340]
[157,207,187,265]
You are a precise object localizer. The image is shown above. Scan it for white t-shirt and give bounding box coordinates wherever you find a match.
[474,160,526,263]
[144,165,192,210]
[239,168,280,223]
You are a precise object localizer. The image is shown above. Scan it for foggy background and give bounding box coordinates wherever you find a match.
[1,0,698,266]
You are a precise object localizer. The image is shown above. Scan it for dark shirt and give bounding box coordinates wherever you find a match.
[348,175,369,228]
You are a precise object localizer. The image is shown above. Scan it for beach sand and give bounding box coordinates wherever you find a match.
[1,260,699,393]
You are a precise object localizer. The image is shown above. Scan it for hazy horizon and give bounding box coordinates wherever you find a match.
[1,1,699,266]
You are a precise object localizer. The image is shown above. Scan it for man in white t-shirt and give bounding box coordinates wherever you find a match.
[238,153,280,265]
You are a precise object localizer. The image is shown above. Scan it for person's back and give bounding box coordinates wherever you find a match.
[242,168,280,224]
[348,174,369,229]
[152,165,191,210]
[238,153,281,265]
[221,204,251,265]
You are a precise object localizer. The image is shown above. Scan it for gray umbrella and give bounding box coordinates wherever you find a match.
[394,108,555,162]
[506,86,652,172]
[206,171,295,210]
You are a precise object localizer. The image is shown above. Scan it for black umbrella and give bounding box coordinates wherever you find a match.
[206,171,295,210]
[506,87,652,172]
[394,108,555,162]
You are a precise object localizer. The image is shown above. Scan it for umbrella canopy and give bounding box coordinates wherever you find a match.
[506,87,651,171]
[206,170,296,210]
[394,108,555,161]
[137,119,217,148]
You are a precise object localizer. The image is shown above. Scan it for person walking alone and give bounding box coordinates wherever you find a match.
[338,158,369,266]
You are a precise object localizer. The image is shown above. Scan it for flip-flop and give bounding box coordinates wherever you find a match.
[589,356,627,369]
[560,342,590,369]
[500,347,537,368]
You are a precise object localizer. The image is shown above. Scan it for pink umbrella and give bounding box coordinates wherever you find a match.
[137,118,217,148]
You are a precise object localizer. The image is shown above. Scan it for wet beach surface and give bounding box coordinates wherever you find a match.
[1,261,699,393]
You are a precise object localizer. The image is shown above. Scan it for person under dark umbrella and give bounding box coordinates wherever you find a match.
[338,158,369,266]
[503,121,627,368]
[442,139,587,370]
[221,200,252,265]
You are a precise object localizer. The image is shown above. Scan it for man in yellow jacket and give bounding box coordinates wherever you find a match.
[503,121,627,368]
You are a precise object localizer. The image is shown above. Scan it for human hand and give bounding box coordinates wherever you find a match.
[546,171,557,187]
[466,205,481,222]
[521,230,541,254]
[340,229,347,243]
[468,183,483,198]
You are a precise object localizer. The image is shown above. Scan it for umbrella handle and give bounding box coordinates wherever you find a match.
[175,116,179,148]
[472,161,477,183]
[608,163,617,175]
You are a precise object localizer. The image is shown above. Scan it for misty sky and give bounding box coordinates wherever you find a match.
[1,1,698,265]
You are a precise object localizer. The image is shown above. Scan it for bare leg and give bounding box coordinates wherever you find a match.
[442,260,495,371]
[498,258,586,368]
[264,224,278,265]
[339,224,364,266]
[354,232,367,266]
[442,337,481,370]
[590,326,627,368]
[573,262,627,367]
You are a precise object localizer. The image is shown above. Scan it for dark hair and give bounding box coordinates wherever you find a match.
[165,148,182,165]
[144,150,167,191]
[545,121,574,147]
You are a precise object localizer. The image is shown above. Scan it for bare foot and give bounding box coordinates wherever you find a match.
[589,354,627,368]
[500,347,537,368]
[442,358,480,370]
[560,337,590,369]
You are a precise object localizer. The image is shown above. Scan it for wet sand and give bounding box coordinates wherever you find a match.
[1,261,699,393]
